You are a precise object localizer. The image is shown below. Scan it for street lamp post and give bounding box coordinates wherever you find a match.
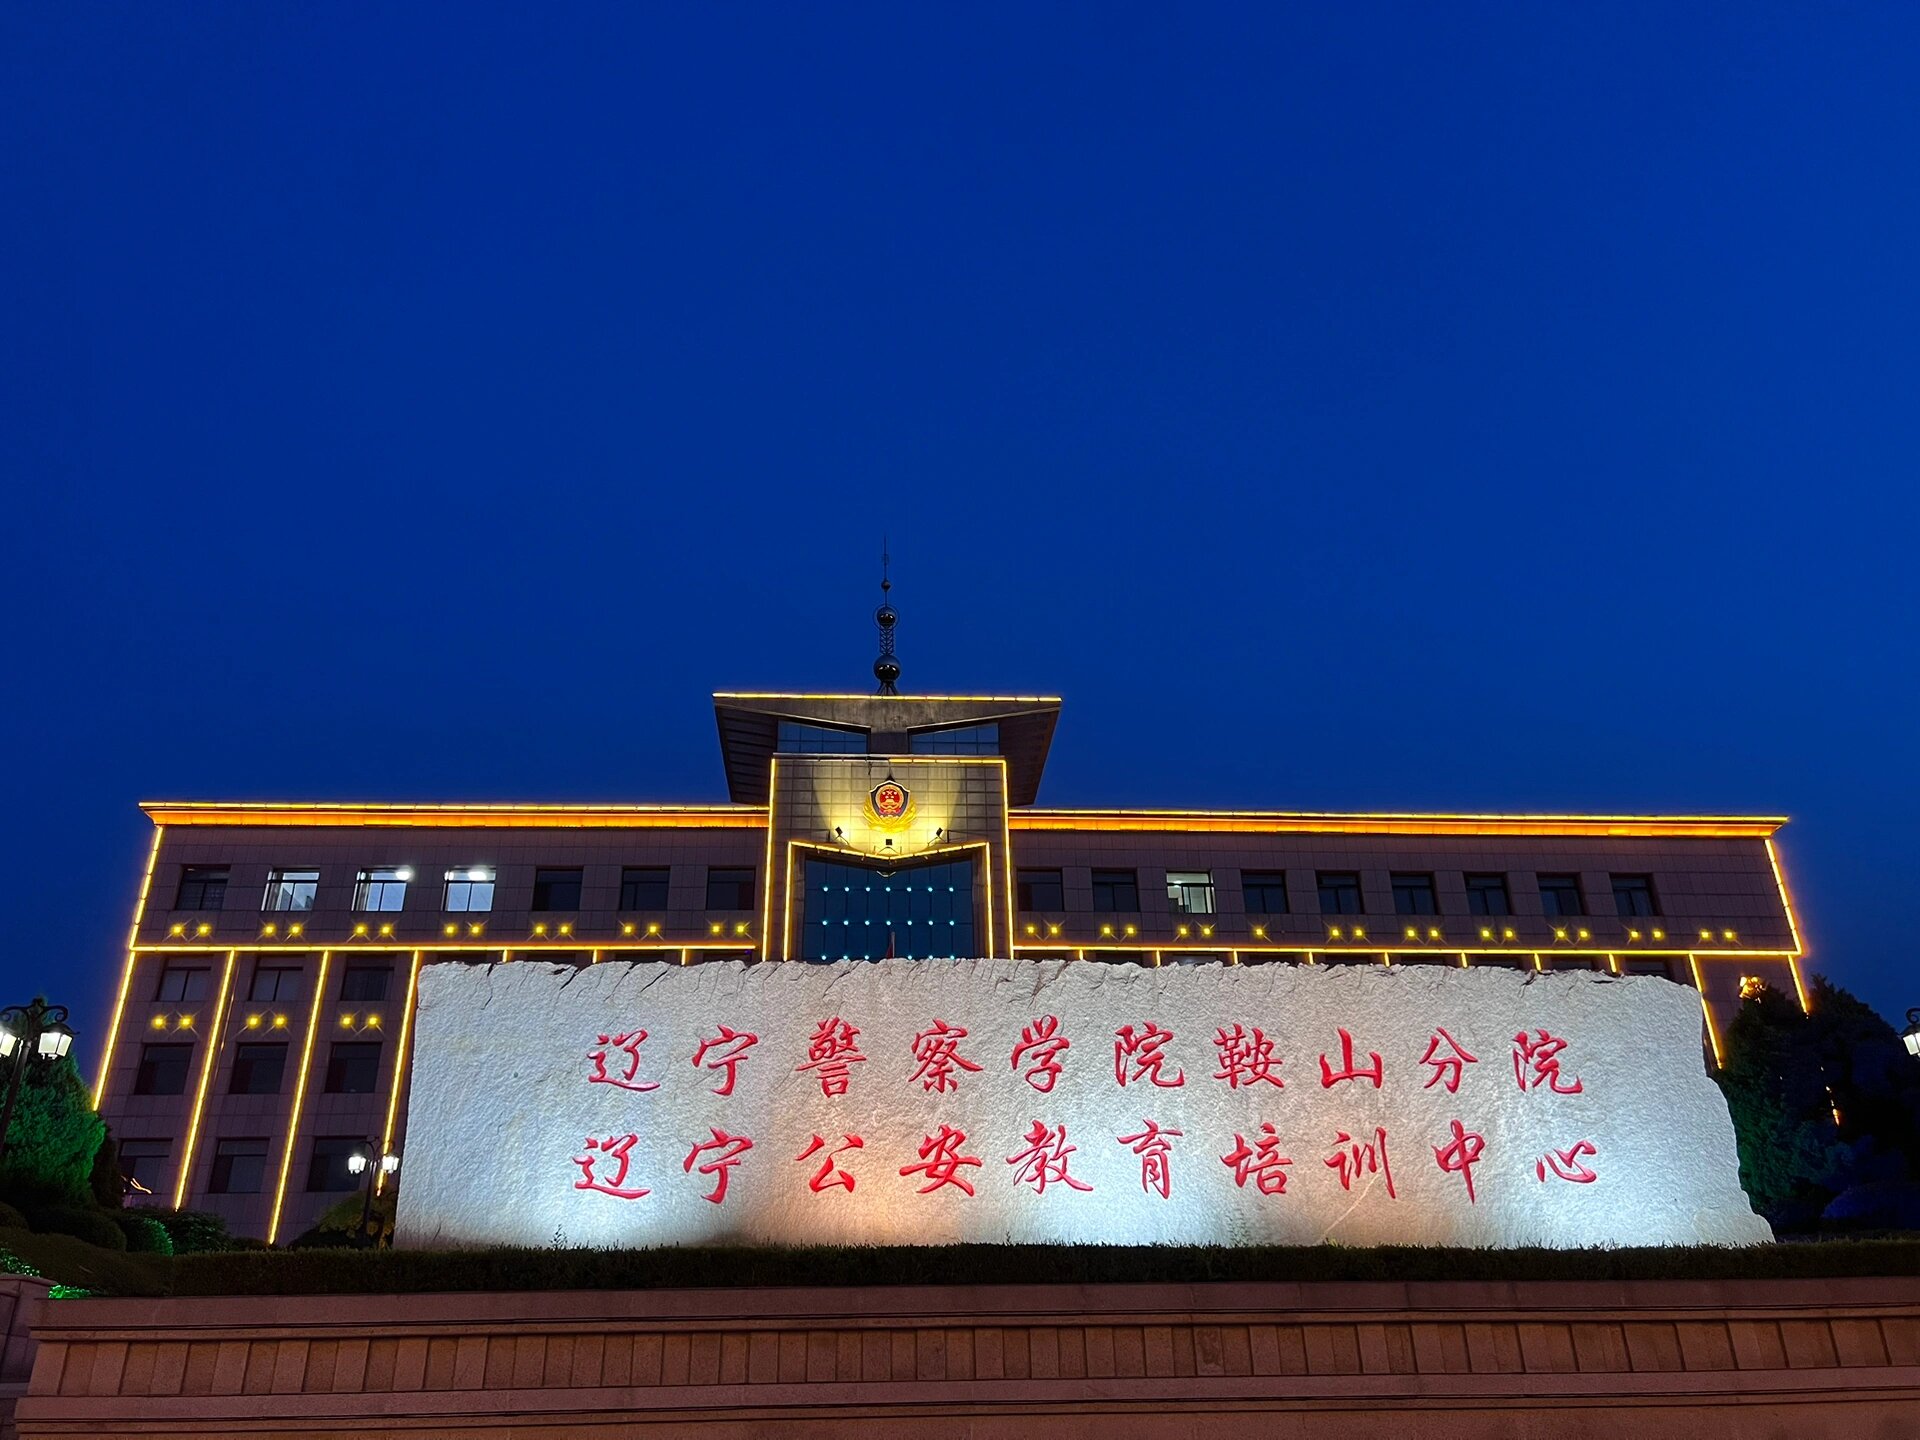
[344,1141,401,1247]
[1901,1008,1920,1061]
[0,998,75,1166]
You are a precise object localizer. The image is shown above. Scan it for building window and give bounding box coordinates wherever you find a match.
[1612,874,1660,917]
[706,867,755,910]
[227,1043,288,1096]
[324,1041,382,1094]
[133,1044,193,1096]
[1016,868,1064,911]
[1465,874,1511,916]
[209,1138,270,1195]
[339,965,392,1003]
[307,1136,366,1193]
[775,721,867,755]
[909,723,1000,755]
[175,866,229,910]
[531,867,583,911]
[154,965,210,1004]
[261,869,319,912]
[1166,871,1216,915]
[1391,874,1438,916]
[1317,872,1363,915]
[352,867,411,912]
[249,965,301,1003]
[1619,957,1675,980]
[1091,869,1139,912]
[443,866,495,912]
[1241,871,1290,914]
[117,1138,171,1200]
[1539,874,1586,917]
[619,867,670,910]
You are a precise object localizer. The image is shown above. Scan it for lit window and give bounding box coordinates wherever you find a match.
[352,867,412,912]
[443,866,496,912]
[1016,868,1064,911]
[1241,872,1290,915]
[227,1043,287,1096]
[339,965,392,1003]
[909,723,1000,755]
[175,866,229,911]
[1317,872,1363,915]
[1091,869,1139,912]
[1539,875,1585,917]
[1166,871,1216,915]
[619,867,670,910]
[776,722,867,755]
[249,965,301,1003]
[209,1138,269,1195]
[154,965,210,1004]
[324,1041,382,1094]
[1612,874,1659,917]
[531,867,582,911]
[1391,874,1438,916]
[1464,874,1511,917]
[261,869,319,913]
[706,867,755,910]
[133,1044,193,1096]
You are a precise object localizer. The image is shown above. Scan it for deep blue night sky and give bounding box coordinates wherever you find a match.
[4,4,1917,1067]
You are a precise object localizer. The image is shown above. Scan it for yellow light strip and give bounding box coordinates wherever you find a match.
[1689,954,1724,1068]
[1012,809,1784,838]
[94,824,165,1106]
[761,756,778,960]
[996,758,1015,962]
[268,950,331,1245]
[1765,836,1813,1012]
[142,802,766,830]
[171,949,237,1208]
[375,951,423,1196]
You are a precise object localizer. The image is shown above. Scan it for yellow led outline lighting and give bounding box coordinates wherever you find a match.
[995,757,1016,963]
[141,802,767,830]
[267,950,332,1245]
[1765,836,1813,1012]
[783,838,995,961]
[171,949,237,1208]
[761,756,779,959]
[1688,953,1725,1067]
[94,824,165,1106]
[375,951,423,1196]
[1011,809,1785,838]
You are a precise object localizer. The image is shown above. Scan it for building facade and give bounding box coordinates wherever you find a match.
[93,689,1809,1241]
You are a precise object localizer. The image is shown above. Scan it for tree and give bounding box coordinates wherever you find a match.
[0,1056,107,1207]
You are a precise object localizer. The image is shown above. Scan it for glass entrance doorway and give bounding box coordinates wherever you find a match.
[799,855,977,961]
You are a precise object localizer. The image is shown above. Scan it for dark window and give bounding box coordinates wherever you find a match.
[619,867,670,910]
[1391,874,1438,915]
[133,1044,193,1096]
[1465,874,1511,916]
[1316,951,1382,966]
[261,869,318,912]
[175,866,229,910]
[1166,871,1216,914]
[1468,954,1533,972]
[706,867,755,910]
[532,867,583,910]
[1091,869,1139,912]
[352,867,411,912]
[1088,949,1151,966]
[909,723,1000,755]
[1612,874,1660,917]
[1317,872,1363,915]
[1619,957,1676,980]
[228,1043,288,1095]
[154,965,210,1003]
[324,1041,382,1094]
[1017,868,1064,911]
[117,1138,171,1198]
[249,965,301,1003]
[339,965,392,1003]
[307,1136,367,1193]
[1241,872,1290,915]
[209,1138,269,1195]
[775,721,867,754]
[443,866,495,912]
[1539,874,1586,917]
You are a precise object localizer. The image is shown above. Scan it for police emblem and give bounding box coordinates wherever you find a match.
[865,779,914,829]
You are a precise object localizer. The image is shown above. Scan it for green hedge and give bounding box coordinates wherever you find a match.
[166,1238,1920,1298]
[0,1228,169,1296]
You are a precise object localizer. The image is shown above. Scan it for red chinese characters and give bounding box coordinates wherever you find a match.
[573,1134,649,1199]
[683,1127,753,1204]
[1006,1121,1093,1195]
[1432,1119,1487,1203]
[1325,1126,1397,1198]
[588,1030,660,1093]
[690,1025,759,1096]
[1318,1028,1384,1089]
[797,1016,868,1098]
[900,1125,983,1195]
[1212,1024,1285,1089]
[1011,1016,1071,1092]
[1512,1029,1584,1094]
[1536,1140,1599,1184]
[1419,1027,1478,1094]
[795,1134,864,1193]
[1221,1123,1294,1195]
[1116,1120,1183,1199]
[1114,1023,1186,1088]
[909,1018,983,1094]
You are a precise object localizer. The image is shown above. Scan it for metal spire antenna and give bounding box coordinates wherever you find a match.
[873,539,900,695]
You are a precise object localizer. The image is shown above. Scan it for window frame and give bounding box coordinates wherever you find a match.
[531,867,584,912]
[154,965,211,1004]
[323,1040,383,1095]
[1165,871,1217,915]
[261,868,319,913]
[1464,873,1512,917]
[133,1043,194,1096]
[1016,868,1065,912]
[248,965,301,1004]
[227,1042,289,1096]
[1090,869,1140,913]
[618,866,671,911]
[1390,873,1439,916]
[1538,874,1587,918]
[1316,871,1364,916]
[174,866,229,911]
[1240,871,1290,915]
[338,964,393,1003]
[442,866,496,913]
[705,867,755,910]
[306,1136,368,1193]
[1611,874,1660,917]
[352,867,412,913]
[209,1137,270,1195]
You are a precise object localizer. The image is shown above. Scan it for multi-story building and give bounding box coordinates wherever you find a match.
[94,679,1809,1242]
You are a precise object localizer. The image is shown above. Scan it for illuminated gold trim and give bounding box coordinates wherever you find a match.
[1688,953,1724,1067]
[996,758,1015,966]
[1765,836,1813,1012]
[94,825,165,1106]
[761,756,778,959]
[171,949,237,1207]
[141,802,766,830]
[268,950,331,1245]
[375,951,423,1196]
[1012,809,1784,838]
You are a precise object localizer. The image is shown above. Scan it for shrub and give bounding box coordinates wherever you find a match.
[0,1201,28,1231]
[31,1205,127,1252]
[146,1208,233,1254]
[0,1057,107,1207]
[0,1226,168,1296]
[114,1212,174,1255]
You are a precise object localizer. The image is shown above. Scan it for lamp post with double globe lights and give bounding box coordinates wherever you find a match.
[0,998,75,1166]
[345,1141,401,1247]
[1901,1009,1920,1061]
